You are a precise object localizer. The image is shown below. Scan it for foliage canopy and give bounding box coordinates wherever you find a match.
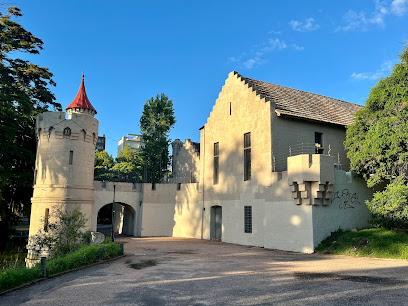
[140,93,176,182]
[345,45,408,188]
[0,6,60,247]
[345,44,408,228]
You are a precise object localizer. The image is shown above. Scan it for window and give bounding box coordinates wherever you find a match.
[152,183,156,190]
[48,127,54,138]
[44,208,49,231]
[230,102,232,116]
[244,206,252,233]
[244,133,251,181]
[315,132,323,154]
[102,181,106,189]
[34,170,37,185]
[213,142,219,185]
[64,127,71,136]
[69,151,73,165]
[177,183,181,191]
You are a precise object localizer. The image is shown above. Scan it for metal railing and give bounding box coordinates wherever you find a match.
[95,170,199,184]
[273,143,333,172]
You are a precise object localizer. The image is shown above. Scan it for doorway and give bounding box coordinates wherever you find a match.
[210,206,222,240]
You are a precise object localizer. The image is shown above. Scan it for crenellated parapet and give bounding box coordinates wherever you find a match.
[287,154,334,206]
[171,138,200,183]
[36,111,98,145]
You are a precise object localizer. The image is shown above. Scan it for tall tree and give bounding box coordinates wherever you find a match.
[94,150,115,181]
[140,93,176,182]
[112,145,144,182]
[0,7,61,246]
[345,44,408,228]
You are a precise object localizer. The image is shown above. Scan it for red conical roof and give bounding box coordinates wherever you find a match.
[66,73,97,114]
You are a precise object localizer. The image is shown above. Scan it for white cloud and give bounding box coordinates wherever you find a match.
[391,0,408,15]
[228,37,303,70]
[243,58,260,69]
[227,57,238,63]
[260,38,287,52]
[337,0,408,32]
[289,18,319,32]
[351,60,395,81]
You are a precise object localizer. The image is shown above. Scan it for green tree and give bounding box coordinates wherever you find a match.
[94,150,115,181]
[345,44,408,228]
[113,145,143,182]
[140,93,176,183]
[0,7,61,247]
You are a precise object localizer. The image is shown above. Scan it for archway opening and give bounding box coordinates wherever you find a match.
[97,202,136,237]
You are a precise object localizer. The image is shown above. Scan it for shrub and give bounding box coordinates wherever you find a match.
[46,242,121,276]
[367,178,408,228]
[0,242,123,293]
[0,265,41,292]
[29,206,88,258]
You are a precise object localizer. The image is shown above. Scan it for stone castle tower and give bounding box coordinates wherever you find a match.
[26,74,98,266]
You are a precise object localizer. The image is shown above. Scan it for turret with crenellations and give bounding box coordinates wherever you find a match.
[26,74,98,267]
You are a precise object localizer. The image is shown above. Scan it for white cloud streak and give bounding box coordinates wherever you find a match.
[351,60,396,81]
[289,18,319,32]
[391,0,408,15]
[337,0,408,32]
[231,38,303,70]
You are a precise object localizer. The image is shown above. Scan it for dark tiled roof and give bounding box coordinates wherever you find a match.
[237,72,363,126]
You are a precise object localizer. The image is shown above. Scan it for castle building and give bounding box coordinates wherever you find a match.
[28,71,375,266]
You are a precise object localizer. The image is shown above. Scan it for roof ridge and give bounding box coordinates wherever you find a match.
[241,75,362,108]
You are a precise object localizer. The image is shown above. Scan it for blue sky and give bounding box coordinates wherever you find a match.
[13,0,408,156]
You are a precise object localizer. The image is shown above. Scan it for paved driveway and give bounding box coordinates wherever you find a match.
[2,237,408,305]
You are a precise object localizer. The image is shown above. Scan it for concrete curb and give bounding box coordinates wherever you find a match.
[0,254,125,296]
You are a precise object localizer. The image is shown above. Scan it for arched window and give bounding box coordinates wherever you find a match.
[48,127,54,138]
[64,127,72,136]
[80,129,86,141]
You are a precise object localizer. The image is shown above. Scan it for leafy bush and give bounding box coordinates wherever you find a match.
[367,178,408,228]
[29,206,88,258]
[0,241,123,293]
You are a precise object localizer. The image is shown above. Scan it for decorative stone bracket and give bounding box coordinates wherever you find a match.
[287,154,334,206]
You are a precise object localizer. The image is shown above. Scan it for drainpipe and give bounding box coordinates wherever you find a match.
[201,127,205,240]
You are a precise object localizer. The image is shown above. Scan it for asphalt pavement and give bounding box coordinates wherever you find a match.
[1,236,408,305]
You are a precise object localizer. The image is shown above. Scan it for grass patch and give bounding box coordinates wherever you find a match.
[0,241,123,293]
[315,228,408,259]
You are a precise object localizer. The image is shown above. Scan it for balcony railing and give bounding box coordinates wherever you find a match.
[273,143,333,172]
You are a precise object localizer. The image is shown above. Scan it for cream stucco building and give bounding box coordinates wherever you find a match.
[117,134,143,155]
[27,71,373,266]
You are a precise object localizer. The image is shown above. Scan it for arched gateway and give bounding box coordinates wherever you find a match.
[92,181,143,238]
